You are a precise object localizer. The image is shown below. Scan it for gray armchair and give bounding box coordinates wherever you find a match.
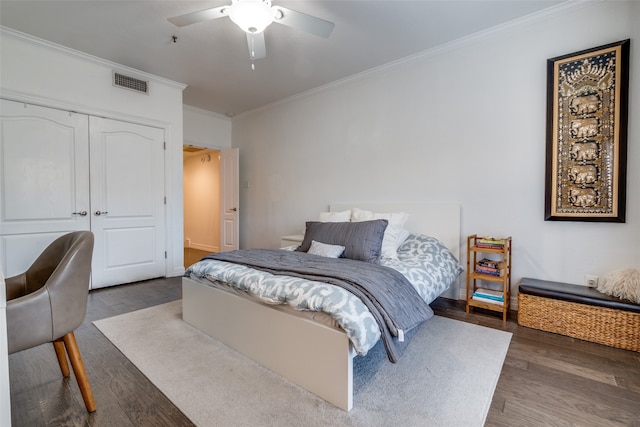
[5,231,96,412]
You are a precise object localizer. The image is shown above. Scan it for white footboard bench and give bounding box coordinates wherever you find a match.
[182,277,355,410]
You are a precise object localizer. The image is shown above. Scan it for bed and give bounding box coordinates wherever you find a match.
[182,202,462,411]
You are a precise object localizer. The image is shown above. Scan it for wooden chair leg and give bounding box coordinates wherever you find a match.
[62,331,97,413]
[52,339,70,377]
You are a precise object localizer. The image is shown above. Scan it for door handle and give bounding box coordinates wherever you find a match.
[95,210,109,216]
[72,210,88,216]
[230,207,238,212]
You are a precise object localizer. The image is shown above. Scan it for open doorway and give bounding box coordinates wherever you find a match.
[183,145,220,268]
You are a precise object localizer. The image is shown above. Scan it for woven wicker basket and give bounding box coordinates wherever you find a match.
[518,293,640,352]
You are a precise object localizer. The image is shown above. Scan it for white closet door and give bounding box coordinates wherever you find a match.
[0,99,90,277]
[89,117,166,288]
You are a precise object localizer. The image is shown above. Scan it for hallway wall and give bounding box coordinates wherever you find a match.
[183,150,220,252]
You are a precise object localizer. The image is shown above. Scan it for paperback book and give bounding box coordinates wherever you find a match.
[472,289,504,305]
[477,258,501,269]
[472,295,504,306]
[475,266,503,276]
[475,257,505,276]
[473,288,504,301]
[475,237,507,250]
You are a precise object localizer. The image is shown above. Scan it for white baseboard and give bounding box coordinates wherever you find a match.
[189,243,218,253]
[171,266,186,277]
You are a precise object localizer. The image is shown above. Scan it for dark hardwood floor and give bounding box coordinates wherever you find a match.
[431,300,640,427]
[9,277,194,427]
[8,278,640,426]
[184,248,211,269]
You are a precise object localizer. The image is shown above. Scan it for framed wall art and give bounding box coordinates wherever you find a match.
[544,39,630,222]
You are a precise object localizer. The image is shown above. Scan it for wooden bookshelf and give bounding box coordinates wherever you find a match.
[465,234,512,322]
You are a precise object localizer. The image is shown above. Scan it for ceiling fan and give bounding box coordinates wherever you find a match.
[168,0,335,61]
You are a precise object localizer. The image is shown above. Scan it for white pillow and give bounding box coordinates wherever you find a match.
[351,208,409,260]
[318,210,351,222]
[396,228,411,248]
[307,240,346,258]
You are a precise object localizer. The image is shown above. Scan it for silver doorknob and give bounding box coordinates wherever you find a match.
[72,210,88,216]
[95,210,109,216]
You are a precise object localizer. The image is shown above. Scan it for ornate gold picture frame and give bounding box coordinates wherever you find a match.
[545,39,630,222]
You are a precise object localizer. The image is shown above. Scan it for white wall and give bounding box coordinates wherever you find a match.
[232,1,639,300]
[184,105,232,149]
[184,150,221,252]
[0,28,187,277]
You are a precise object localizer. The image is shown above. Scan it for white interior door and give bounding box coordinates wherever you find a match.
[89,117,166,288]
[0,99,90,276]
[219,148,239,252]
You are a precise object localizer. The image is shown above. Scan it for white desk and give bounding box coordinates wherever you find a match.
[0,267,11,425]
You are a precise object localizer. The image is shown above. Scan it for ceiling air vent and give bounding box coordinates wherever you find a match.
[113,72,149,94]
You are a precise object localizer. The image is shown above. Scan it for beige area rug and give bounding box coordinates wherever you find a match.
[94,301,511,427]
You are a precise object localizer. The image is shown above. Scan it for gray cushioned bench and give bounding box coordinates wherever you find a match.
[518,277,639,352]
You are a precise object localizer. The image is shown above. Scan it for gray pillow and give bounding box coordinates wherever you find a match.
[296,219,388,263]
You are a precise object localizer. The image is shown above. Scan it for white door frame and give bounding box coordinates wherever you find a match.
[183,146,239,254]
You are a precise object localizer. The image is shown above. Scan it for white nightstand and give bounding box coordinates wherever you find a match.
[280,234,304,248]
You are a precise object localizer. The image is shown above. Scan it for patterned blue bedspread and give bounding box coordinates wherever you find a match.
[185,234,463,357]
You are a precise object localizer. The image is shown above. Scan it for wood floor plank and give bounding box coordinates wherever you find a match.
[506,339,619,385]
[8,277,639,426]
[493,362,639,426]
[184,248,211,268]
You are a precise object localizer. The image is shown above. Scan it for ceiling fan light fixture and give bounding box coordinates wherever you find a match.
[228,0,274,34]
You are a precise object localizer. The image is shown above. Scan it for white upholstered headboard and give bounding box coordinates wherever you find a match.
[329,202,461,261]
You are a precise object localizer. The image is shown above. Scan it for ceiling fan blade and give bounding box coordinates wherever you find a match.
[247,32,266,60]
[272,6,335,38]
[168,6,227,27]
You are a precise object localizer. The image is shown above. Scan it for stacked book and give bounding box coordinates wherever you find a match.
[472,288,504,306]
[475,257,504,276]
[475,237,506,250]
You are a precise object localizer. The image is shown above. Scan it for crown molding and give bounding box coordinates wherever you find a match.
[235,0,598,119]
[1,26,187,91]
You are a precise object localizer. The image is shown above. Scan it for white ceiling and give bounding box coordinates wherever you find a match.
[0,1,565,116]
